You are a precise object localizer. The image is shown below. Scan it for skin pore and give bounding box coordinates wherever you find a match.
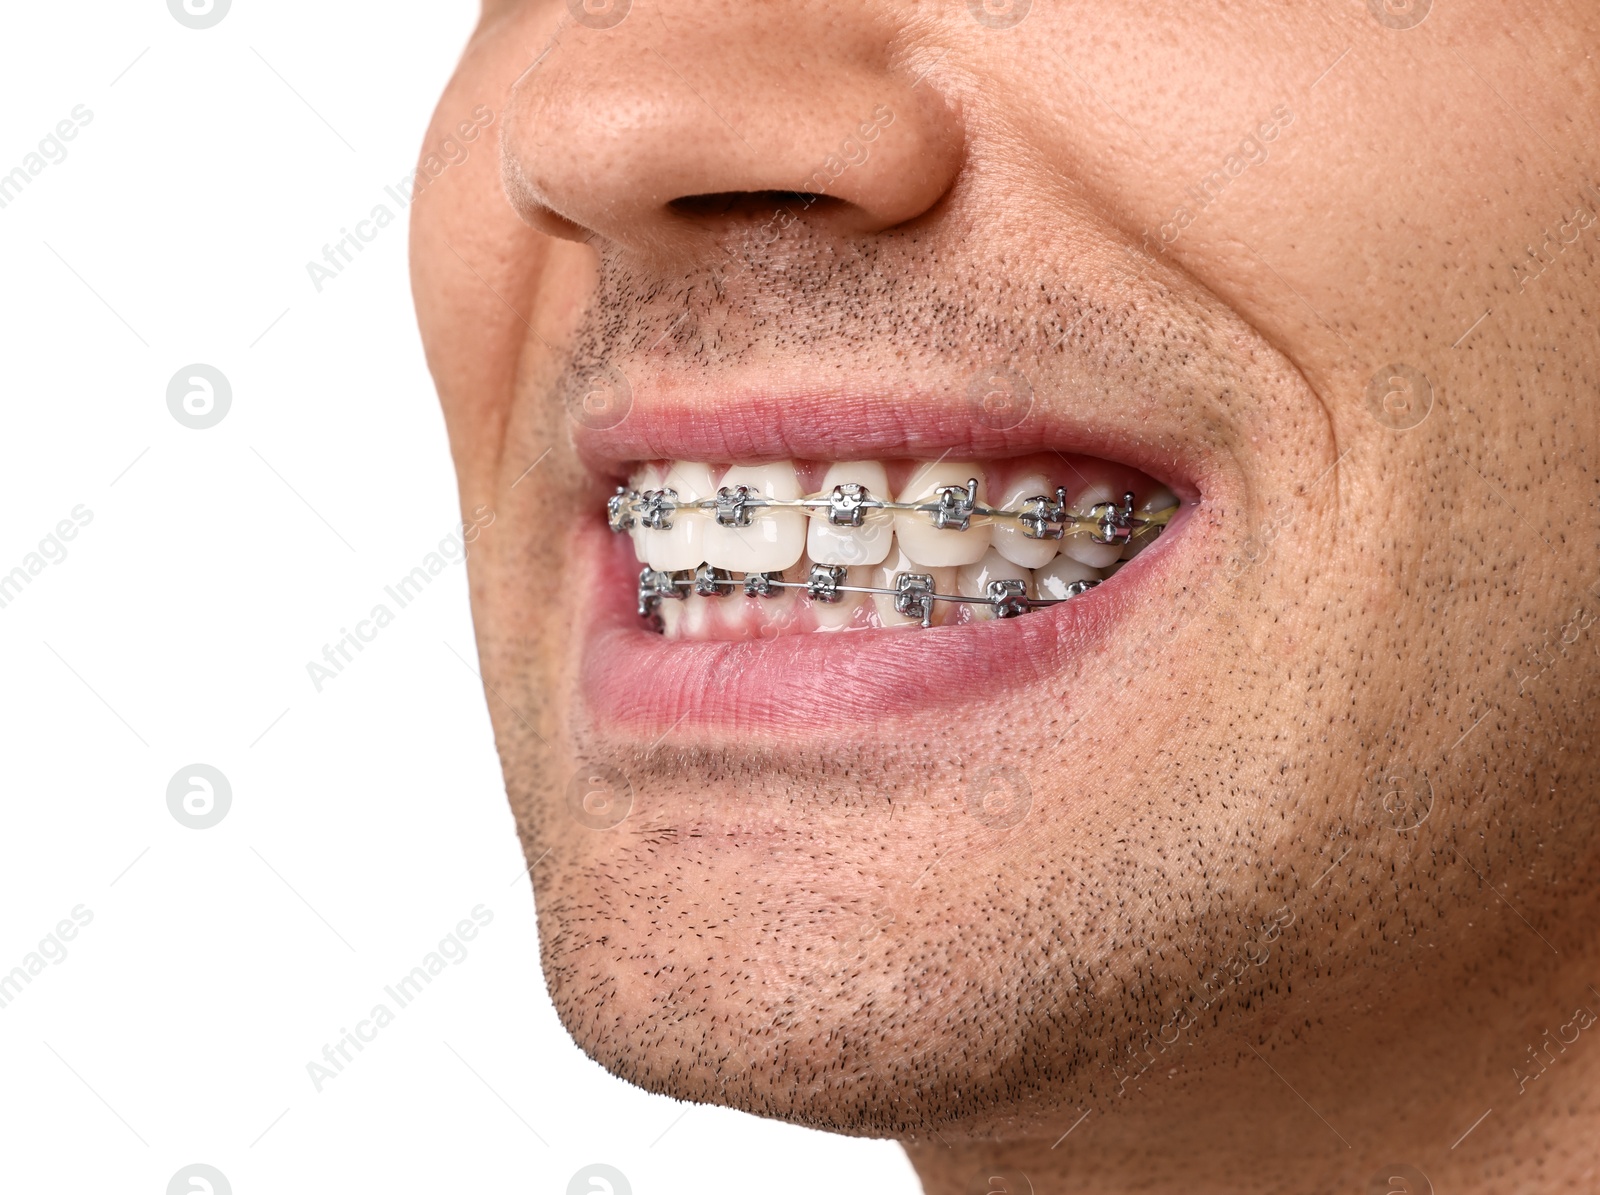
[411,2,1600,1191]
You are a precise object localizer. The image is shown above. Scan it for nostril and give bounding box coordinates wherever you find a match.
[668,190,842,221]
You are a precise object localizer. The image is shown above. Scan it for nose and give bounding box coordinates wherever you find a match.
[499,3,964,251]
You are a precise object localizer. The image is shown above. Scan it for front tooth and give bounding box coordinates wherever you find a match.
[1061,482,1125,568]
[810,564,872,630]
[957,548,1032,620]
[1034,554,1101,601]
[640,461,714,571]
[991,472,1062,568]
[702,462,806,573]
[681,593,712,638]
[1121,487,1178,560]
[894,461,992,567]
[871,545,956,628]
[628,463,663,563]
[658,599,684,638]
[807,461,894,566]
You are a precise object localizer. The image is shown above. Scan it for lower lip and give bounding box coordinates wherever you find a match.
[576,505,1199,738]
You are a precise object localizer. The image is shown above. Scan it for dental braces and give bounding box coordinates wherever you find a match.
[609,479,1175,627]
[636,561,1101,626]
[608,481,1175,543]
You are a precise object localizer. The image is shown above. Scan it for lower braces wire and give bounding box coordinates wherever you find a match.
[636,563,1102,627]
[611,478,1174,628]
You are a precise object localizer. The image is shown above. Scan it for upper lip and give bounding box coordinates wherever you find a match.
[570,379,1213,501]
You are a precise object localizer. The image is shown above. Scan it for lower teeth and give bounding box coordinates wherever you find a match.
[637,562,1101,629]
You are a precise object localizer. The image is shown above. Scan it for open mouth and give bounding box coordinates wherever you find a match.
[567,394,1211,733]
[610,455,1177,639]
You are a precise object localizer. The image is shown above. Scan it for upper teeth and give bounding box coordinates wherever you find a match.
[609,460,1178,634]
[612,459,1175,575]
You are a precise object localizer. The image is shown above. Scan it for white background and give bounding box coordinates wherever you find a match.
[0,2,919,1191]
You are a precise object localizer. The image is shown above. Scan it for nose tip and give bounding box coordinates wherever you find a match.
[499,12,963,251]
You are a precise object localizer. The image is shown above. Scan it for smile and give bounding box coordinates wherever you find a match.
[570,395,1212,734]
[608,457,1177,637]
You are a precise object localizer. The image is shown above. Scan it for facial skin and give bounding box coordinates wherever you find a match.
[411,3,1600,1191]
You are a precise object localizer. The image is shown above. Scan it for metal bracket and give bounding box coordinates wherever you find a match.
[1018,488,1067,540]
[986,578,1030,618]
[693,563,734,596]
[714,484,754,527]
[1089,492,1137,545]
[894,572,936,626]
[928,478,980,531]
[607,487,636,533]
[743,571,779,597]
[827,482,869,527]
[806,563,847,602]
[637,489,678,531]
[637,567,684,616]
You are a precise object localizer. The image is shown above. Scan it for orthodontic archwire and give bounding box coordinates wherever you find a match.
[608,479,1176,627]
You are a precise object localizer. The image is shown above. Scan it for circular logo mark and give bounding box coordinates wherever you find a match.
[568,1163,632,1195]
[166,764,232,830]
[971,1168,1035,1195]
[1365,364,1433,431]
[566,0,632,30]
[567,765,632,830]
[167,364,232,430]
[856,906,897,945]
[966,366,1034,431]
[967,0,1032,30]
[1366,0,1431,30]
[1378,768,1434,832]
[167,0,231,30]
[967,765,1032,830]
[1368,1163,1433,1195]
[168,1163,232,1195]
[566,364,633,430]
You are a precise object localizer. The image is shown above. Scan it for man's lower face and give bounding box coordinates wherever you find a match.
[416,0,1600,1164]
